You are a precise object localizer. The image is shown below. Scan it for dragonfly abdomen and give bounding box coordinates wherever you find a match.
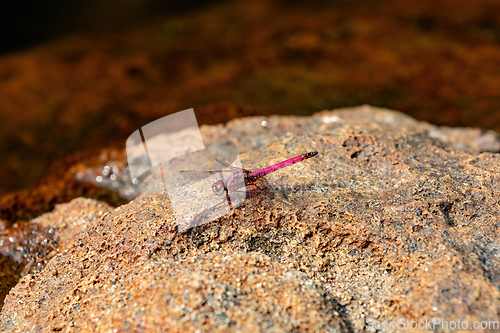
[250,151,318,179]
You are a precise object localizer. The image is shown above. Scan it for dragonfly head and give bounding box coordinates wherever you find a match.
[212,180,226,195]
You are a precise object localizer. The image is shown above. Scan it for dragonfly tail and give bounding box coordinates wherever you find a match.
[250,151,318,179]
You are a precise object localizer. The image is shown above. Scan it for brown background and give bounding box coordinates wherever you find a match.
[1,0,500,196]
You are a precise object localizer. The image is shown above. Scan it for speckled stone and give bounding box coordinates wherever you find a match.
[1,106,499,332]
[32,197,113,252]
[2,249,345,332]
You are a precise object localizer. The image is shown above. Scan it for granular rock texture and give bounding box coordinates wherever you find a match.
[31,197,113,252]
[2,248,345,332]
[1,106,499,332]
[0,198,112,308]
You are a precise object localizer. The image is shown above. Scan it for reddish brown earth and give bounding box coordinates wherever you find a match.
[1,107,498,332]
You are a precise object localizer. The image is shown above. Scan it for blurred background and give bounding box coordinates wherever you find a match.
[1,0,500,211]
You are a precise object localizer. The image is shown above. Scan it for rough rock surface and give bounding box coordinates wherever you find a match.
[1,106,499,332]
[31,198,113,252]
[0,198,113,308]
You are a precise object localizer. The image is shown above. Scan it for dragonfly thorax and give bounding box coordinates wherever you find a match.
[212,180,226,195]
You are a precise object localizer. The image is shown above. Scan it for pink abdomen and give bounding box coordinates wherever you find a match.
[250,151,318,180]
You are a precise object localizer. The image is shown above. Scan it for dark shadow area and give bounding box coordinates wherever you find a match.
[0,0,224,54]
[0,255,22,311]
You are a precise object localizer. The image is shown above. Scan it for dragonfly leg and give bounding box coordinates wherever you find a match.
[228,189,250,208]
[232,193,242,206]
[221,180,246,210]
[247,184,259,212]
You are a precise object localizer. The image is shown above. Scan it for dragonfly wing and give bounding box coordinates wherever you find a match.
[178,169,228,185]
[214,158,245,171]
[180,170,228,174]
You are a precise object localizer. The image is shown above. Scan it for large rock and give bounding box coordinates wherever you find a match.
[1,106,499,332]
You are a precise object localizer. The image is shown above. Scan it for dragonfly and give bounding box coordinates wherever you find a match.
[180,151,318,210]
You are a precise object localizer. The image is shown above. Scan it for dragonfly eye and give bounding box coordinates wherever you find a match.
[212,180,226,195]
